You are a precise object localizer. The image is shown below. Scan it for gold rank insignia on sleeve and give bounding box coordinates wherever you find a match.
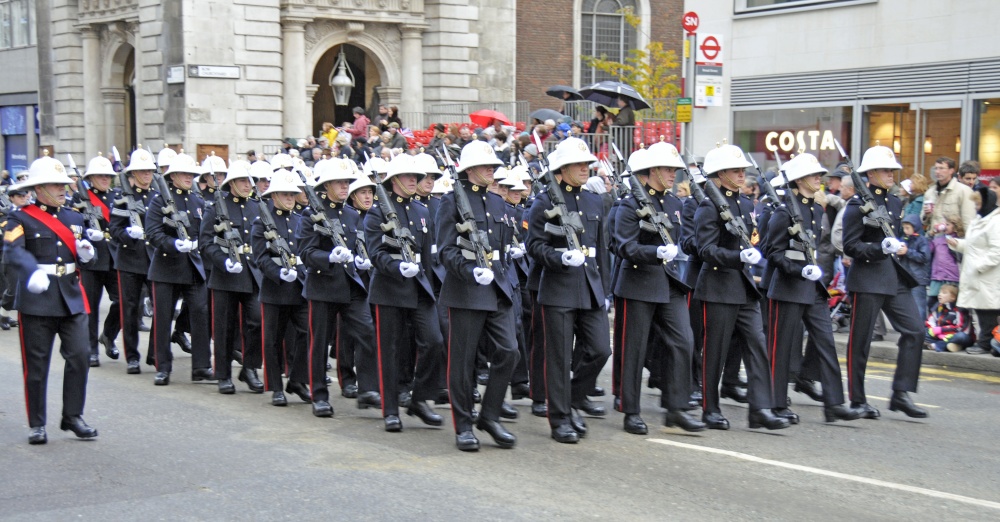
[750,228,760,246]
[4,224,23,243]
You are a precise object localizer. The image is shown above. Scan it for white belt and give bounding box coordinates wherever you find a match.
[554,247,596,258]
[37,263,77,276]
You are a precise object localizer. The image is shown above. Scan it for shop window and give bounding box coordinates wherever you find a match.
[865,103,961,179]
[0,0,34,50]
[973,99,1000,179]
[580,0,638,85]
[733,106,853,173]
[735,0,876,16]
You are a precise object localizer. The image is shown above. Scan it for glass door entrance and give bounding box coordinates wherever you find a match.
[864,102,962,180]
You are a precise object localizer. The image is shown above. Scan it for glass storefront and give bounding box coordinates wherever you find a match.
[972,98,1000,179]
[733,106,853,173]
[863,103,961,180]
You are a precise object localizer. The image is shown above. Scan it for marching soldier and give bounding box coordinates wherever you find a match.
[4,154,100,444]
[345,174,382,409]
[250,160,272,199]
[498,167,532,402]
[157,146,177,176]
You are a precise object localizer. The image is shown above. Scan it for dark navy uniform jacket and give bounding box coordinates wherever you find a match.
[764,194,829,305]
[296,194,366,303]
[437,180,515,311]
[679,195,703,291]
[71,187,118,272]
[250,204,305,306]
[504,202,529,289]
[200,192,261,294]
[3,203,98,316]
[842,187,918,295]
[526,181,609,309]
[109,185,155,274]
[416,194,447,289]
[145,185,206,284]
[693,186,760,305]
[364,191,436,308]
[614,187,689,304]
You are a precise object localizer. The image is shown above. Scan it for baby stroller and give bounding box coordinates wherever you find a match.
[828,271,851,332]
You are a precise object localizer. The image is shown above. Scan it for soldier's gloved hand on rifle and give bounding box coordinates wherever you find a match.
[656,244,679,262]
[225,258,243,274]
[26,269,50,294]
[329,245,352,264]
[801,264,823,281]
[881,237,903,255]
[739,247,762,265]
[354,256,372,271]
[509,245,525,259]
[76,239,96,263]
[561,250,585,267]
[174,238,194,253]
[279,267,298,282]
[473,267,494,286]
[86,228,104,242]
[126,226,144,239]
[399,261,420,278]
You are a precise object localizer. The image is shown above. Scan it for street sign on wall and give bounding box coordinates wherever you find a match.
[694,34,724,107]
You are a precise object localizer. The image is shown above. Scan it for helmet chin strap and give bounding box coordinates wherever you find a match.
[35,185,63,207]
[469,167,491,187]
[719,170,743,190]
[273,195,294,211]
[352,194,371,211]
[392,177,416,197]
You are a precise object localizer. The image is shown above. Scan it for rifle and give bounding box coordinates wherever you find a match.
[437,146,491,269]
[153,173,191,241]
[747,154,781,209]
[774,153,817,266]
[0,187,12,216]
[540,158,586,256]
[209,161,246,267]
[291,166,351,253]
[367,156,418,264]
[625,169,675,249]
[111,146,123,173]
[833,139,898,242]
[67,154,104,233]
[115,167,146,232]
[256,198,297,270]
[609,142,638,198]
[518,152,544,197]
[702,177,754,250]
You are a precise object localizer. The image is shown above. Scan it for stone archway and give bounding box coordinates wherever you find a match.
[102,36,136,154]
[311,44,374,138]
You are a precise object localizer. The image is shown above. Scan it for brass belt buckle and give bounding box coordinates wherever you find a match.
[581,246,591,258]
[55,264,67,277]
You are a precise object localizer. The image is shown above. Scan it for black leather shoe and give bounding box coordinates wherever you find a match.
[531,401,547,417]
[357,391,381,409]
[588,386,606,397]
[623,414,648,435]
[748,409,791,430]
[154,371,170,386]
[737,375,748,387]
[720,385,748,403]
[218,378,236,394]
[510,382,530,401]
[143,296,153,317]
[889,391,928,418]
[690,389,703,402]
[326,362,333,371]
[406,401,443,426]
[872,334,885,342]
[341,384,359,399]
[571,399,606,417]
[312,400,334,417]
[232,350,244,366]
[171,331,192,353]
[476,418,516,448]
[569,412,588,437]
[647,376,661,389]
[398,390,412,408]
[192,368,216,382]
[384,415,402,432]
[456,431,480,451]
[703,412,730,430]
[138,321,150,332]
[272,391,287,406]
[99,333,120,360]
[89,354,100,367]
[851,401,881,419]
[325,375,333,384]
[476,370,489,386]
[127,361,141,374]
[28,426,47,445]
[614,396,622,411]
[665,410,707,432]
[0,315,18,330]
[824,404,861,422]
[773,407,800,425]
[60,416,98,439]
[238,368,264,393]
[499,401,519,419]
[286,381,312,403]
[472,388,481,404]
[551,424,579,443]
[793,377,823,403]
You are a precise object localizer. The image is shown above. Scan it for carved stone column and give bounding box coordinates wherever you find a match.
[399,24,426,129]
[102,87,128,153]
[78,24,103,156]
[305,83,320,135]
[282,18,311,139]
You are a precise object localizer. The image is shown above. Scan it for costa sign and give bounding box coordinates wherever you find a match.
[765,129,838,153]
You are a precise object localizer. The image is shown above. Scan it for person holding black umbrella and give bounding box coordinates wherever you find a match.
[614,97,635,126]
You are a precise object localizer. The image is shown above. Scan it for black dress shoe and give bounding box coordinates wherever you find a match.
[154,371,170,386]
[456,431,480,451]
[341,384,359,399]
[748,409,791,430]
[476,418,516,448]
[499,401,519,419]
[325,375,333,384]
[889,391,928,418]
[572,399,606,417]
[89,354,100,367]
[690,389,703,402]
[357,391,381,410]
[127,361,141,374]
[647,377,661,389]
[665,410,707,432]
[872,334,885,342]
[398,390,412,408]
[588,386,606,397]
[551,424,579,443]
[851,401,881,419]
[406,401,443,426]
[99,333,120,360]
[238,368,264,393]
[29,426,47,445]
[0,315,18,330]
[326,361,333,370]
[312,400,334,417]
[569,412,588,437]
[476,370,489,386]
[384,415,403,432]
[471,388,481,404]
[60,416,98,439]
[143,296,153,317]
[218,378,236,394]
[272,391,287,406]
[232,350,244,366]
[138,321,150,333]
[191,368,216,382]
[286,381,312,403]
[531,401,547,417]
[623,414,648,435]
[793,377,824,403]
[773,407,800,425]
[720,385,748,403]
[171,331,192,353]
[824,404,861,422]
[703,412,730,430]
[510,382,530,400]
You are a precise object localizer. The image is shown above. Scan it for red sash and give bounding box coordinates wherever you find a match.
[20,204,90,313]
[87,190,111,221]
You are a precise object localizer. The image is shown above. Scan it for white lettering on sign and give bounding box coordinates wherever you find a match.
[765,130,838,153]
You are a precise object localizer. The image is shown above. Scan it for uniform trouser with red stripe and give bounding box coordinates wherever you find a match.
[81,267,120,354]
[688,295,704,391]
[211,289,261,379]
[19,313,89,427]
[767,296,846,408]
[845,285,923,404]
[542,305,611,428]
[308,292,376,403]
[701,301,772,414]
[261,302,308,392]
[118,270,153,363]
[152,281,210,374]
[373,296,443,417]
[448,301,520,433]
[527,291,546,402]
[509,287,530,387]
[334,316,357,389]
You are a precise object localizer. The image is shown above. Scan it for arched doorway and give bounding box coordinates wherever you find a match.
[105,42,136,153]
[311,44,374,137]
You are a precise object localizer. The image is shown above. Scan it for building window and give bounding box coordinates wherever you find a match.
[580,0,637,85]
[0,0,35,50]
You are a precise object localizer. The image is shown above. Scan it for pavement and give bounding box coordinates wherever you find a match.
[832,330,1000,374]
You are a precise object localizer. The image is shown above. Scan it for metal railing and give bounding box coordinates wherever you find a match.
[563,98,678,123]
[426,101,532,128]
[542,124,680,160]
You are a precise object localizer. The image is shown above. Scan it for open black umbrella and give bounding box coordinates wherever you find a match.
[528,108,566,123]
[578,81,650,110]
[545,85,583,101]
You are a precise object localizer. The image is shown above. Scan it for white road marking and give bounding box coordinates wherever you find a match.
[647,438,1000,511]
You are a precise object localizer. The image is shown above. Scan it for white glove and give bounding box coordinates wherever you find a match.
[354,256,372,271]
[279,267,298,282]
[126,226,144,239]
[399,262,420,278]
[656,244,679,261]
[225,258,243,274]
[801,264,823,281]
[605,298,612,312]
[881,237,903,254]
[329,246,351,264]
[739,248,762,265]
[76,240,95,263]
[473,267,495,285]
[509,246,525,259]
[86,228,104,242]
[174,239,193,253]
[26,269,50,294]
[561,250,585,267]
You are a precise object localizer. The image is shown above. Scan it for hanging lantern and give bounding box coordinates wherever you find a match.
[329,47,355,107]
